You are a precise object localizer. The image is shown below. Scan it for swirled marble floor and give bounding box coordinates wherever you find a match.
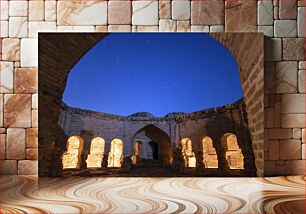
[0,176,305,214]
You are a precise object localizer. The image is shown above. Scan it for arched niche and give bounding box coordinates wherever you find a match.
[86,137,105,168]
[132,124,171,166]
[201,136,218,168]
[221,133,244,169]
[181,138,196,167]
[62,136,84,169]
[108,138,123,167]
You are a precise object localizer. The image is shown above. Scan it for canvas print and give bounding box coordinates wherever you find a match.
[39,33,262,177]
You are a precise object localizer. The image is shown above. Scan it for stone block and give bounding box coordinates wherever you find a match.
[283,38,305,61]
[9,17,28,38]
[26,128,38,148]
[298,1,305,6]
[177,21,190,32]
[0,94,3,127]
[32,110,38,128]
[172,1,190,20]
[4,94,31,128]
[268,140,279,160]
[274,6,279,19]
[279,0,297,19]
[285,160,305,175]
[29,21,57,38]
[276,61,298,93]
[266,108,274,128]
[275,164,286,175]
[274,100,282,128]
[191,25,209,32]
[21,39,38,67]
[280,139,302,160]
[32,94,38,109]
[293,128,302,139]
[108,25,131,32]
[159,1,171,19]
[264,62,276,93]
[298,7,305,37]
[225,0,257,32]
[264,160,276,176]
[57,26,95,32]
[0,61,14,93]
[0,134,5,159]
[264,38,282,61]
[303,129,306,143]
[159,19,177,32]
[0,160,17,175]
[258,0,273,25]
[29,1,44,21]
[192,0,224,25]
[18,160,38,175]
[14,68,38,93]
[2,38,20,61]
[282,114,305,128]
[136,26,159,32]
[269,128,292,139]
[108,1,131,24]
[210,25,225,32]
[0,1,8,20]
[6,128,26,159]
[0,21,8,37]
[298,70,305,93]
[95,26,108,32]
[303,144,306,159]
[282,94,305,113]
[258,26,273,37]
[45,1,56,21]
[57,1,107,25]
[26,148,38,160]
[9,0,28,16]
[132,1,158,25]
[299,61,306,70]
[274,20,297,37]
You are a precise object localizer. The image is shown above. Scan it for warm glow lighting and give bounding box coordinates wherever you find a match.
[221,133,244,169]
[108,139,123,167]
[181,138,196,167]
[86,137,105,168]
[62,136,84,169]
[202,136,218,168]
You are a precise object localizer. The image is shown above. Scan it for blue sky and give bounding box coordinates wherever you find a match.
[63,33,243,117]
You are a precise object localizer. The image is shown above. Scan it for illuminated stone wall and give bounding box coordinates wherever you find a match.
[0,0,304,176]
[57,98,255,175]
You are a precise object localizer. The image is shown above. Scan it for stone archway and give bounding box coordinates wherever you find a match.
[39,33,263,176]
[132,124,171,166]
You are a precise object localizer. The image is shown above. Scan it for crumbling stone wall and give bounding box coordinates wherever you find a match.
[54,98,256,176]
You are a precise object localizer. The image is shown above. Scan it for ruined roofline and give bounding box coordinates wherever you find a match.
[60,97,245,122]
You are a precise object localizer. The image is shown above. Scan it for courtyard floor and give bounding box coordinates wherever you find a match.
[0,176,305,213]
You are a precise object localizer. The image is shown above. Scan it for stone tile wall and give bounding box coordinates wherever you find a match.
[0,0,305,176]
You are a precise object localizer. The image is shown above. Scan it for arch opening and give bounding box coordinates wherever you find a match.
[108,139,124,167]
[221,133,244,169]
[132,124,171,166]
[62,136,84,169]
[181,138,196,168]
[86,137,105,168]
[201,136,218,168]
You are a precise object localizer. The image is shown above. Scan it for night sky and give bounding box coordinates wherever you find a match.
[63,33,243,117]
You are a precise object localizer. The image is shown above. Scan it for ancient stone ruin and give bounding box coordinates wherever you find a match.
[55,98,256,177]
